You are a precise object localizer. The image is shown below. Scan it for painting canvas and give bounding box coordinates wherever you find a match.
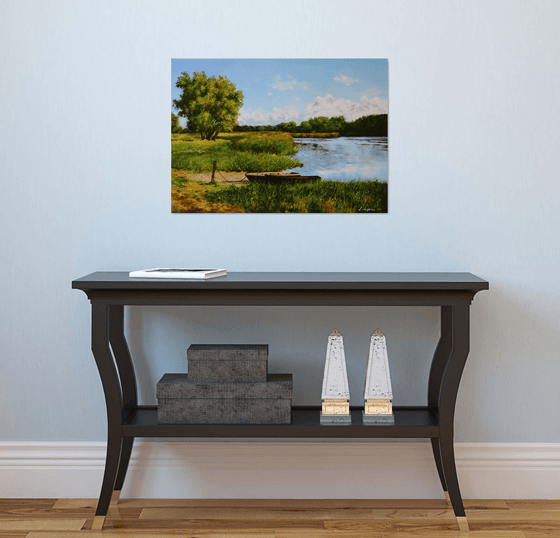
[171,59,388,213]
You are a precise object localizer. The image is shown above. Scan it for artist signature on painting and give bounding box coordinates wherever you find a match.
[358,207,376,212]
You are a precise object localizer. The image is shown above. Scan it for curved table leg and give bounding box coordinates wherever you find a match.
[430,437,447,497]
[428,306,453,497]
[109,305,138,412]
[113,437,135,496]
[91,302,124,530]
[439,302,471,531]
[109,305,138,500]
[93,430,123,529]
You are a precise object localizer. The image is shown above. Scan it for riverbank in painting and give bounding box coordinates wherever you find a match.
[286,136,388,182]
[171,132,388,213]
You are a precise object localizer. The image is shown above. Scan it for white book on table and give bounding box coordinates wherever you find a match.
[129,268,227,279]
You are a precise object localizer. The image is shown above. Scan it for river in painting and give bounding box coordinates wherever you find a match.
[285,136,388,182]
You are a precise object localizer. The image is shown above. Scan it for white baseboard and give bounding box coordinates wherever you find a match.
[1,440,559,499]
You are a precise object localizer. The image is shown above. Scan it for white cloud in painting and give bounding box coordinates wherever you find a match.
[301,82,309,89]
[239,106,302,125]
[334,74,359,86]
[238,93,388,125]
[267,92,272,96]
[306,93,387,121]
[272,76,298,91]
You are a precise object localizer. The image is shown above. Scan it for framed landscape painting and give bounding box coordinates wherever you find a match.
[171,59,388,213]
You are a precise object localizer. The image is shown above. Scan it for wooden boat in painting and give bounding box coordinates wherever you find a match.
[246,172,321,183]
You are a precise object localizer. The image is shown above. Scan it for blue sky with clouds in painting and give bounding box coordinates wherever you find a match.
[171,59,388,126]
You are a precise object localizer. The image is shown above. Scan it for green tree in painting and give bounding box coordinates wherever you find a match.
[173,71,244,141]
[341,114,387,137]
[171,113,181,133]
[328,115,347,133]
[308,116,331,133]
[286,121,297,132]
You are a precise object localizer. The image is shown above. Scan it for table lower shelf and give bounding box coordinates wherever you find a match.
[122,406,439,438]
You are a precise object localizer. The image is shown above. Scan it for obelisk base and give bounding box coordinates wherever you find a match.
[320,413,352,425]
[362,411,394,424]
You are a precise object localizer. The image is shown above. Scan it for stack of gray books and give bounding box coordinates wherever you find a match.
[156,344,293,424]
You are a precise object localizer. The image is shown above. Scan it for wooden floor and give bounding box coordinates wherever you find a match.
[0,498,558,537]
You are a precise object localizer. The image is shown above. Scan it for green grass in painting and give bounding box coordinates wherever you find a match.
[171,132,303,173]
[171,132,388,213]
[227,133,300,155]
[203,179,388,213]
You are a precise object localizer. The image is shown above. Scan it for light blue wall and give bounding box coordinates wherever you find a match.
[1,0,559,442]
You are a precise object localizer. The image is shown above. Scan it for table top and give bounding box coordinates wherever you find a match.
[73,272,489,292]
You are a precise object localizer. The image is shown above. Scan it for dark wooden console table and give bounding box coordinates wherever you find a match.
[73,272,488,531]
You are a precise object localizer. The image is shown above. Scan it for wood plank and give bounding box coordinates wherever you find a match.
[0,500,56,509]
[26,530,276,538]
[324,519,472,532]
[324,518,551,534]
[464,500,509,510]
[85,518,324,531]
[138,507,457,520]
[52,498,508,510]
[7,532,531,538]
[0,518,86,531]
[7,498,560,537]
[26,529,276,538]
[468,509,560,520]
[52,498,97,509]
[53,498,447,509]
[276,533,525,538]
[506,499,560,510]
[0,505,140,519]
[470,521,560,533]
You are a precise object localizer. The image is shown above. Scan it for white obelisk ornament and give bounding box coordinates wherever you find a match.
[320,329,351,424]
[363,329,394,424]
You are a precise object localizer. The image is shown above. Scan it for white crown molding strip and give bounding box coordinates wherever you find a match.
[1,441,559,499]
